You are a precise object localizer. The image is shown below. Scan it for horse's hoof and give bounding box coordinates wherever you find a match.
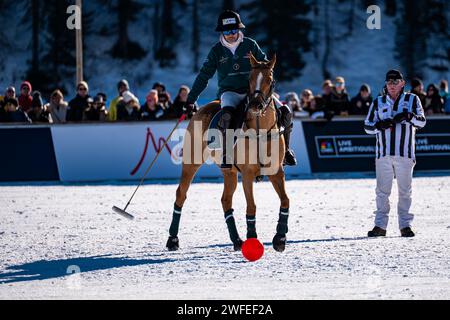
[272,234,286,252]
[233,238,243,251]
[166,236,179,251]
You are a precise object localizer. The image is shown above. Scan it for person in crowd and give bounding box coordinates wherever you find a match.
[424,83,444,115]
[117,90,141,121]
[152,82,173,113]
[97,92,107,104]
[109,79,129,121]
[67,81,91,122]
[284,92,300,111]
[328,77,350,116]
[440,80,450,114]
[300,89,314,114]
[410,78,426,107]
[46,90,68,124]
[1,86,16,107]
[170,85,194,118]
[321,79,333,107]
[284,92,305,116]
[28,91,49,123]
[83,94,108,121]
[2,97,31,123]
[350,84,373,115]
[141,89,166,121]
[18,81,33,114]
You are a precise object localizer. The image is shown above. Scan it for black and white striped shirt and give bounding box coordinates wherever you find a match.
[364,92,426,160]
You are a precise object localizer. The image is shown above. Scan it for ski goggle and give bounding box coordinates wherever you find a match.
[223,29,239,36]
[386,79,401,85]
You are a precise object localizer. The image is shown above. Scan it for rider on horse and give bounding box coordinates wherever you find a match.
[183,10,297,169]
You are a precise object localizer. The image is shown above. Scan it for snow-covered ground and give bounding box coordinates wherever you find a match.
[1,175,450,300]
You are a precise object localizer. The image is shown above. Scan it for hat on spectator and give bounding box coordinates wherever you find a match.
[117,79,129,91]
[335,77,345,83]
[97,92,107,102]
[6,86,15,93]
[122,91,138,104]
[360,84,371,94]
[285,92,300,105]
[385,69,404,81]
[77,81,89,92]
[152,82,166,92]
[94,95,104,104]
[21,81,32,92]
[32,91,43,108]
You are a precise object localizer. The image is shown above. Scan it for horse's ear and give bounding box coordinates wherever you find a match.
[268,54,277,70]
[249,52,258,68]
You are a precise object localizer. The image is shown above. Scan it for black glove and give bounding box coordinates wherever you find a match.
[393,111,414,123]
[182,102,195,115]
[375,118,394,130]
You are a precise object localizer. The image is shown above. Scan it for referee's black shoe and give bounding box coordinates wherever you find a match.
[400,227,415,237]
[368,226,386,237]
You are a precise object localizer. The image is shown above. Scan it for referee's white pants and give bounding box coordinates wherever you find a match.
[374,156,416,230]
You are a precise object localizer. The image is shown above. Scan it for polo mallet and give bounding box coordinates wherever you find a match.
[112,114,187,219]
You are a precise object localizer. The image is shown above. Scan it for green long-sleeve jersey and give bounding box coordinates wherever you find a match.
[187,37,267,103]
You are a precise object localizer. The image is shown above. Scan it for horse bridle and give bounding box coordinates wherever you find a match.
[247,70,276,114]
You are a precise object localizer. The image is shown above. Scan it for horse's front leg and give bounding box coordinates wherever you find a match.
[268,168,290,252]
[166,163,201,251]
[242,172,258,239]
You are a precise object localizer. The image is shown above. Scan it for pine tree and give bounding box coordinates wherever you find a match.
[35,0,77,96]
[395,0,427,79]
[155,0,187,67]
[395,0,449,79]
[241,0,312,82]
[110,0,146,60]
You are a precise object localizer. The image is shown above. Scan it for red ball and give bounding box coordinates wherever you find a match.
[242,238,264,262]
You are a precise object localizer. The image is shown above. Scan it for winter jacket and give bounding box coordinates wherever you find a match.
[6,109,32,123]
[46,102,68,123]
[28,108,50,123]
[18,95,33,113]
[187,37,267,103]
[108,96,120,121]
[327,88,350,115]
[141,103,166,121]
[424,95,444,114]
[116,100,141,121]
[83,105,108,122]
[67,94,91,122]
[350,94,373,115]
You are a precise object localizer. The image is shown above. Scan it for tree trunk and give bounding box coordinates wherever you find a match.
[192,0,199,72]
[118,0,130,58]
[31,0,40,74]
[321,0,331,80]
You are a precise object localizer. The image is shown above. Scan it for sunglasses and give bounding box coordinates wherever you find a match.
[336,82,345,87]
[386,79,401,85]
[78,87,87,91]
[223,29,239,36]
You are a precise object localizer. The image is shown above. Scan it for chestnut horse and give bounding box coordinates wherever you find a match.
[166,53,290,252]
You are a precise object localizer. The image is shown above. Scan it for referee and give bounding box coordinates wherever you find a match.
[364,69,426,237]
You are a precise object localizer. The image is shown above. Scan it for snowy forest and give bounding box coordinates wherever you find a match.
[0,0,448,102]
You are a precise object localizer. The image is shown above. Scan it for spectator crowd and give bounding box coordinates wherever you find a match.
[1,76,449,124]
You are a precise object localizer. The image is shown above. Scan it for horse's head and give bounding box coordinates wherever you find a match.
[247,53,276,114]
